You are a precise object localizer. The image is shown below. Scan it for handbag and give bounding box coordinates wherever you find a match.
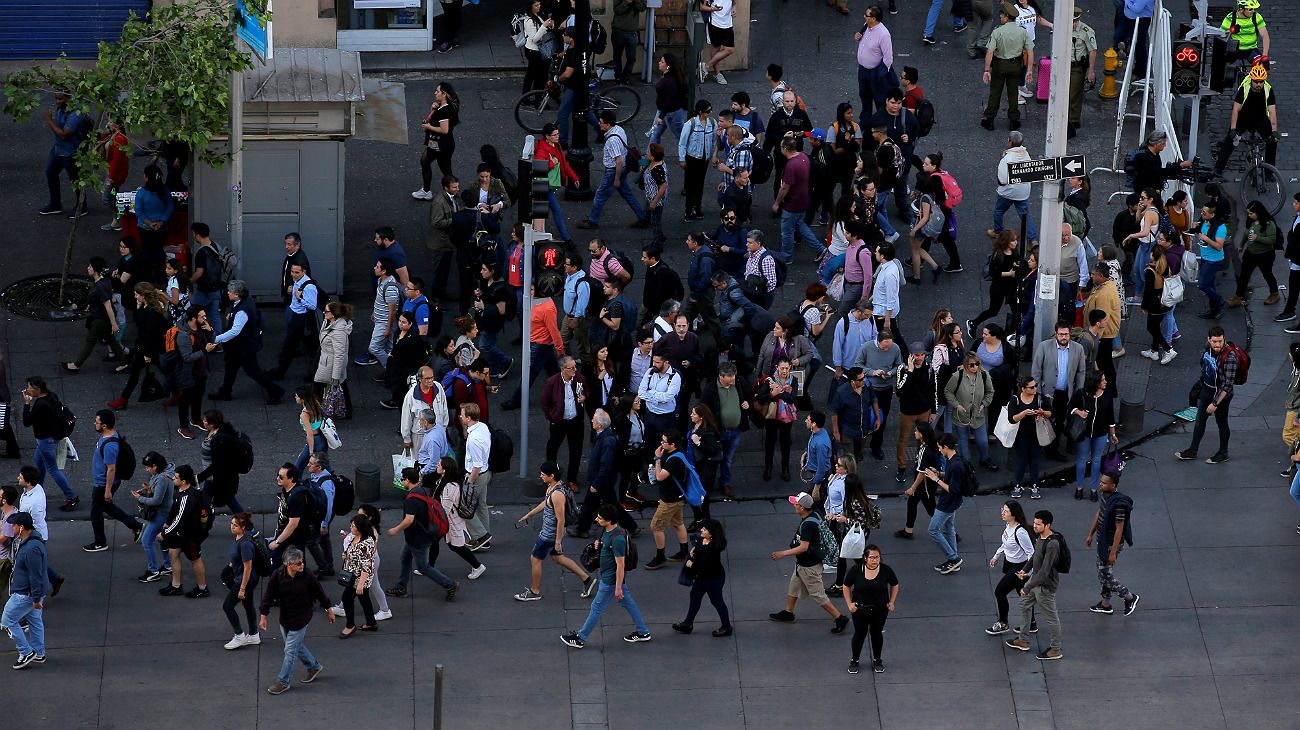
[337,568,357,588]
[1100,442,1125,475]
[1034,416,1057,447]
[1065,412,1088,442]
[580,538,601,572]
[322,384,349,420]
[136,502,158,522]
[993,401,1018,448]
[677,563,694,587]
[320,417,343,449]
[839,523,866,560]
[139,366,166,402]
[220,564,235,590]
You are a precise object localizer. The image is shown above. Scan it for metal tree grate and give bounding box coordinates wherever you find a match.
[1,274,93,322]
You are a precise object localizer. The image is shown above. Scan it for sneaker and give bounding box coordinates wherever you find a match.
[873,659,885,673]
[1013,622,1039,634]
[1037,647,1063,660]
[1029,486,1041,499]
[137,570,163,583]
[885,231,900,244]
[330,605,346,617]
[82,542,108,553]
[1276,312,1297,323]
[848,660,860,674]
[468,564,487,580]
[985,622,1010,635]
[353,354,379,367]
[385,586,408,598]
[944,267,965,277]
[714,71,728,85]
[133,525,144,544]
[768,610,796,622]
[1124,594,1140,616]
[889,0,898,11]
[581,576,598,598]
[1140,349,1160,360]
[185,586,211,598]
[303,666,323,683]
[375,610,393,621]
[953,21,968,32]
[514,588,542,602]
[100,222,122,232]
[225,634,249,650]
[31,655,45,664]
[1005,638,1030,652]
[1010,485,1023,498]
[158,567,172,575]
[832,615,850,634]
[1089,601,1114,614]
[667,551,687,562]
[176,427,195,440]
[12,652,36,670]
[1174,450,1196,461]
[469,533,493,551]
[561,631,585,649]
[934,560,954,573]
[644,555,667,570]
[59,498,80,512]
[1206,454,1230,464]
[267,681,291,695]
[1113,348,1126,359]
[697,61,708,84]
[941,558,963,574]
[410,189,434,200]
[445,581,460,601]
[1018,87,1034,98]
[241,633,261,646]
[158,584,184,596]
[1286,324,1300,334]
[38,206,63,216]
[922,35,937,45]
[624,631,652,643]
[1159,349,1178,365]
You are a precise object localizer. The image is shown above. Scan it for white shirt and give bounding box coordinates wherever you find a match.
[562,376,579,421]
[464,421,491,476]
[19,483,49,541]
[709,0,734,28]
[1015,4,1038,42]
[638,366,682,415]
[993,523,1035,564]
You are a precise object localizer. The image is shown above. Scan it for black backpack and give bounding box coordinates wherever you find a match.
[750,147,774,184]
[599,250,635,282]
[331,474,356,516]
[588,18,608,54]
[1051,532,1072,574]
[488,427,514,473]
[233,431,256,474]
[192,487,214,539]
[959,456,980,497]
[915,98,936,138]
[304,481,329,525]
[100,434,137,482]
[57,401,77,439]
[251,536,274,577]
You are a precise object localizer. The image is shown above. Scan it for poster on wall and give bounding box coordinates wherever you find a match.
[235,0,273,61]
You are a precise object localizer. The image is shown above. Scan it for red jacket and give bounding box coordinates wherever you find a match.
[535,138,579,186]
[541,372,587,423]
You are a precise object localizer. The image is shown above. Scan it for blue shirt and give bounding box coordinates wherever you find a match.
[831,315,878,368]
[563,271,590,317]
[93,433,121,487]
[830,381,878,439]
[374,242,408,284]
[288,276,319,314]
[313,469,336,525]
[402,294,431,331]
[52,107,87,156]
[133,186,174,225]
[1199,222,1227,262]
[807,429,832,485]
[1054,345,1070,392]
[418,425,450,474]
[871,259,903,316]
[215,310,249,345]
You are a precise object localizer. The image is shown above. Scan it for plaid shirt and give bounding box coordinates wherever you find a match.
[744,247,777,292]
[1202,347,1237,400]
[722,136,755,187]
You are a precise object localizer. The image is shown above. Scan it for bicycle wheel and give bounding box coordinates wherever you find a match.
[514,90,553,133]
[594,85,641,127]
[1240,162,1284,218]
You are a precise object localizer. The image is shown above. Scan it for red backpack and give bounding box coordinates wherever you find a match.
[1220,341,1250,385]
[405,491,449,539]
[935,170,963,207]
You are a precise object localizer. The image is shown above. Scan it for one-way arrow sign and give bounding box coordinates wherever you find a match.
[1059,154,1085,177]
[1006,155,1087,184]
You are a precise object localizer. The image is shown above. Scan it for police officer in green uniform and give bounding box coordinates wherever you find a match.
[981,2,1033,131]
[1212,63,1279,176]
[1068,7,1097,139]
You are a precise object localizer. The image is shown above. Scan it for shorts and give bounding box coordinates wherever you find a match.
[531,536,561,560]
[787,563,830,604]
[707,25,734,48]
[163,535,203,561]
[650,500,685,531]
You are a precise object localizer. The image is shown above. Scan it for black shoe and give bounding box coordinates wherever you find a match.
[445,581,460,601]
[385,587,408,598]
[501,401,520,411]
[1009,120,1022,131]
[712,626,733,637]
[894,529,913,539]
[159,584,185,596]
[1067,126,1077,140]
[980,119,995,131]
[630,219,651,229]
[780,467,791,481]
[895,468,907,483]
[672,622,693,634]
[51,576,64,596]
[768,610,795,622]
[185,586,211,598]
[576,220,599,230]
[59,497,80,512]
[82,542,108,553]
[667,551,687,562]
[873,659,885,673]
[1090,489,1099,502]
[685,520,703,533]
[1274,311,1296,323]
[848,660,861,674]
[1206,453,1230,464]
[979,459,999,472]
[1174,450,1196,461]
[931,266,942,283]
[1074,487,1083,500]
[922,35,936,45]
[315,568,335,579]
[644,556,667,570]
[943,264,964,273]
[832,615,850,634]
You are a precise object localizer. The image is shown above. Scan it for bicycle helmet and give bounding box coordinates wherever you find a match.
[1237,0,1259,9]
[1249,64,1268,82]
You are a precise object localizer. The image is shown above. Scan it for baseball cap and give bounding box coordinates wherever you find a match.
[787,492,814,509]
[909,341,928,355]
[807,128,827,142]
[6,511,33,528]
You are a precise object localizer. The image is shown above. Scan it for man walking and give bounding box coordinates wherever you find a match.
[385,467,461,600]
[1031,321,1087,461]
[990,131,1038,241]
[854,331,902,460]
[258,546,334,694]
[1006,510,1063,661]
[542,357,587,486]
[701,362,750,499]
[768,492,850,633]
[271,261,320,381]
[773,138,826,265]
[356,258,401,368]
[280,233,312,306]
[637,354,682,450]
[830,367,881,462]
[572,409,638,537]
[1085,471,1139,616]
[207,281,285,405]
[39,91,89,216]
[804,411,833,493]
[21,376,78,510]
[460,404,494,551]
[82,410,143,553]
[561,504,653,648]
[981,3,1033,132]
[2,512,48,669]
[514,462,598,602]
[1176,326,1237,464]
[872,243,905,343]
[190,224,226,337]
[923,433,967,574]
[644,430,690,570]
[578,111,650,230]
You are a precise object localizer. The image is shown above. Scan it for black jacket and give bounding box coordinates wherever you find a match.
[1286,217,1300,267]
[197,424,243,505]
[1130,147,1184,196]
[587,427,620,488]
[22,394,64,441]
[642,262,684,321]
[259,567,331,631]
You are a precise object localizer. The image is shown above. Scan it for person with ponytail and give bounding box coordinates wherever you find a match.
[107,281,170,409]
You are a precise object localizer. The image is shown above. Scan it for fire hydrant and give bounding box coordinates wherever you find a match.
[1099,47,1120,100]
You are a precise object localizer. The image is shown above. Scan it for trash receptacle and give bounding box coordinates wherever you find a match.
[355,463,381,503]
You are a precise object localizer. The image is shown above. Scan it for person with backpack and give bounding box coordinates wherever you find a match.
[642,429,692,570]
[429,458,486,580]
[384,467,461,602]
[268,464,318,568]
[83,410,144,554]
[207,280,285,406]
[168,305,213,440]
[1084,471,1139,617]
[1005,509,1063,661]
[157,464,210,598]
[305,453,337,579]
[513,461,595,602]
[40,90,90,217]
[577,111,651,231]
[768,491,850,633]
[984,500,1035,637]
[221,512,263,649]
[1176,326,1242,464]
[945,354,999,470]
[922,433,969,575]
[21,376,79,510]
[196,409,250,515]
[131,452,175,583]
[561,503,652,649]
[188,224,226,338]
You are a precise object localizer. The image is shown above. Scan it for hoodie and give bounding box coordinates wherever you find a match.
[996,145,1032,201]
[136,464,176,519]
[10,534,50,601]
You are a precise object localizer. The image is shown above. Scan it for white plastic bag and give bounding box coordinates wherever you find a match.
[321,418,343,449]
[839,524,866,560]
[993,403,1018,449]
[391,450,414,490]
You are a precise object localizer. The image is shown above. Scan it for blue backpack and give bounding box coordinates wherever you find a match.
[666,452,707,507]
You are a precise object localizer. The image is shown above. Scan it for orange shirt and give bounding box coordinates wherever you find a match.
[530,297,564,354]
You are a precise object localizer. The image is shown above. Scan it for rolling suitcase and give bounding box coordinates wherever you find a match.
[1036,57,1051,103]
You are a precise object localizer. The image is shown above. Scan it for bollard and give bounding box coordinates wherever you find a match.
[434,664,444,730]
[355,463,381,503]
[1118,399,1144,434]
[1098,48,1120,99]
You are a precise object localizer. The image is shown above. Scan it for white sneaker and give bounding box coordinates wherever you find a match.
[413,569,422,576]
[885,231,900,244]
[468,564,487,580]
[1139,349,1160,361]
[241,633,261,646]
[375,610,393,621]
[224,634,247,650]
[410,189,433,200]
[330,605,345,617]
[697,61,708,83]
[1159,349,1177,365]
[714,71,728,85]
[1018,95,1027,105]
[1019,87,1034,98]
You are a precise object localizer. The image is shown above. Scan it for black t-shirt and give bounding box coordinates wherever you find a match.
[793,517,823,567]
[480,280,512,332]
[844,562,898,608]
[1232,83,1275,129]
[194,245,223,292]
[562,48,587,92]
[279,485,314,546]
[656,452,688,503]
[402,487,434,546]
[427,104,459,146]
[86,277,114,322]
[115,255,145,298]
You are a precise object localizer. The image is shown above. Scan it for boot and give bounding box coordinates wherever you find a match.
[162,391,181,407]
[1226,295,1244,308]
[1265,292,1281,305]
[106,396,128,410]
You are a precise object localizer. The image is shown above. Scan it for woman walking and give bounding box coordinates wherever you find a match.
[1139,244,1175,364]
[1068,370,1117,501]
[171,305,212,440]
[759,358,800,481]
[314,301,354,416]
[1230,200,1281,307]
[108,282,170,409]
[944,353,997,469]
[1122,188,1162,301]
[896,421,940,539]
[534,124,578,243]
[293,386,329,474]
[380,311,429,409]
[1008,375,1050,499]
[431,458,487,579]
[841,544,899,674]
[969,231,1020,333]
[222,512,262,649]
[685,403,722,527]
[337,513,378,638]
[921,153,962,272]
[648,53,688,146]
[829,470,880,590]
[829,102,863,199]
[907,173,944,284]
[412,83,460,200]
[930,322,965,433]
[984,500,1034,636]
[520,1,555,93]
[64,257,127,372]
[131,452,175,582]
[893,343,936,483]
[672,518,733,637]
[678,100,717,222]
[133,164,175,281]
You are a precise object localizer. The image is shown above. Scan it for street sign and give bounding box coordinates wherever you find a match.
[1005,155,1086,184]
[236,0,273,62]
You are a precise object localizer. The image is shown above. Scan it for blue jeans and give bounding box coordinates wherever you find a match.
[277,625,321,686]
[928,509,958,562]
[1198,259,1224,312]
[141,514,172,572]
[1075,435,1109,489]
[477,329,513,374]
[1290,471,1300,507]
[1161,308,1178,342]
[577,580,650,641]
[295,433,328,475]
[648,108,686,146]
[923,0,964,37]
[190,288,224,337]
[780,210,825,263]
[992,196,1039,241]
[588,168,646,224]
[1131,241,1155,298]
[719,428,742,486]
[955,423,990,462]
[875,190,899,238]
[558,89,599,148]
[34,437,76,501]
[547,190,572,242]
[397,542,455,590]
[1,594,44,657]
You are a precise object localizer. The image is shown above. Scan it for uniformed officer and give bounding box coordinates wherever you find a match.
[982,3,1033,131]
[1068,7,1097,139]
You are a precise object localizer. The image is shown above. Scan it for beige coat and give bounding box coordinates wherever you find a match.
[1084,279,1122,339]
[314,318,352,385]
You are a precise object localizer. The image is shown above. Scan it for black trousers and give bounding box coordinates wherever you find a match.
[763,420,793,469]
[576,481,638,533]
[546,416,585,484]
[850,606,888,662]
[1235,249,1279,298]
[994,559,1028,623]
[904,485,936,529]
[868,388,893,456]
[118,348,153,400]
[1146,309,1169,351]
[523,49,549,93]
[684,155,709,217]
[1284,269,1300,315]
[223,581,259,634]
[308,528,334,572]
[1048,388,1069,452]
[420,144,456,192]
[275,311,318,376]
[217,345,284,401]
[1096,337,1116,390]
[341,584,376,629]
[971,284,1013,330]
[428,539,481,569]
[178,377,206,429]
[91,483,141,545]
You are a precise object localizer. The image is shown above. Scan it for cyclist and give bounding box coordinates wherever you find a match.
[1220,0,1270,61]
[1212,64,1279,178]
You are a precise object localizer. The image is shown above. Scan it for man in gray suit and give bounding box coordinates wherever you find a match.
[1031,319,1086,460]
[426,174,461,308]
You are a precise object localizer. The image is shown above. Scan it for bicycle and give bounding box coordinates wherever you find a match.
[1237,132,1284,218]
[514,76,641,134]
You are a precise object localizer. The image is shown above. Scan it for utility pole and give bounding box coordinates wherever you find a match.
[229,39,245,263]
[518,227,553,479]
[565,0,595,200]
[1032,0,1077,346]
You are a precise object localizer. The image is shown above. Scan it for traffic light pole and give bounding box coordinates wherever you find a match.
[1032,0,1076,347]
[519,227,553,479]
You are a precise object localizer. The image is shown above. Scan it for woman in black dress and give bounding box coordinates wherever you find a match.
[841,544,899,674]
[672,518,732,637]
